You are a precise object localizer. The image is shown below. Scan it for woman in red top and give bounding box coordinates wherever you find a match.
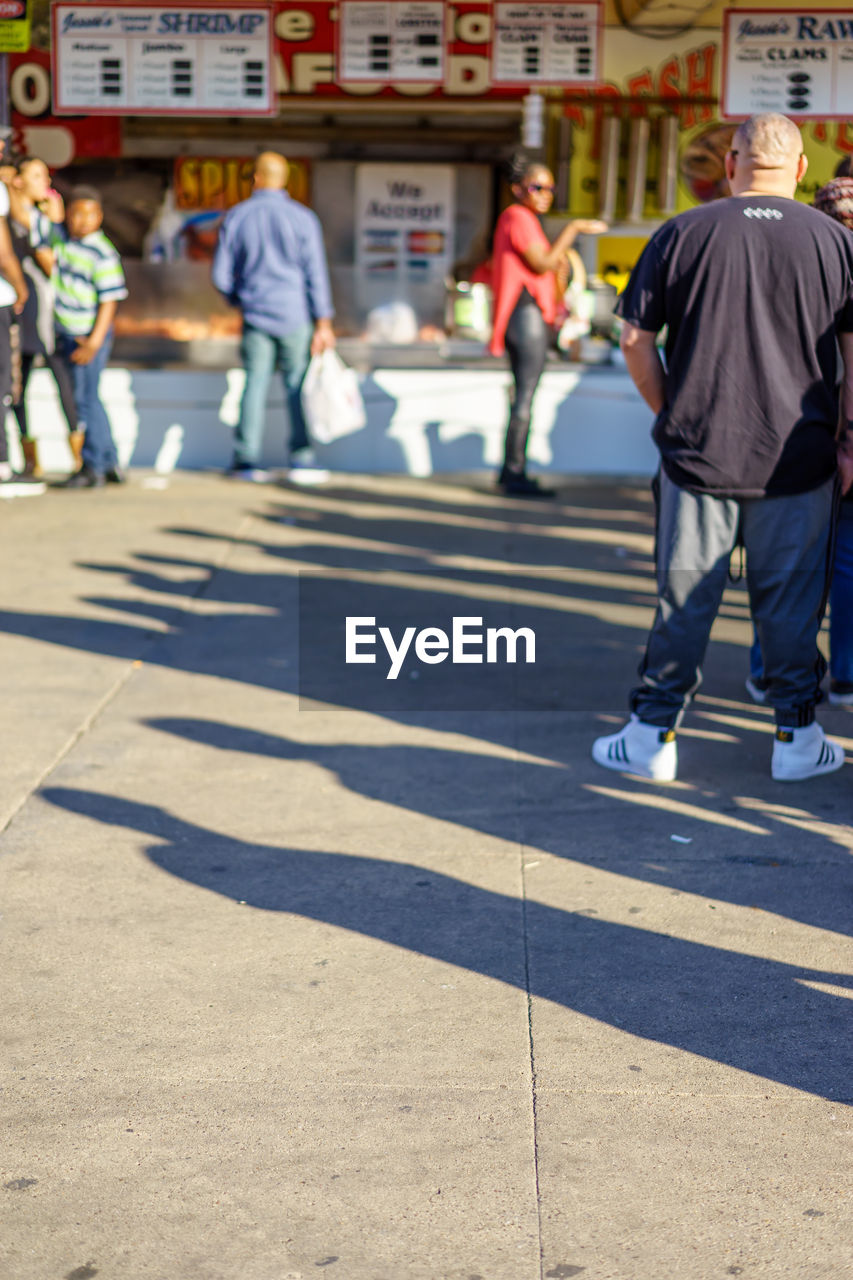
[491,155,606,497]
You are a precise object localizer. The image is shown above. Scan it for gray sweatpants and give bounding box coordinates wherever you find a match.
[631,470,835,729]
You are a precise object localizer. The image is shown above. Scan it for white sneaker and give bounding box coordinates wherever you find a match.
[592,714,678,781]
[226,466,273,483]
[288,448,330,486]
[771,722,845,782]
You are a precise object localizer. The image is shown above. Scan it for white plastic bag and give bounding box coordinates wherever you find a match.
[301,349,367,445]
[365,302,418,345]
[556,248,593,350]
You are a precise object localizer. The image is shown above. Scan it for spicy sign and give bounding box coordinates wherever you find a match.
[174,156,311,208]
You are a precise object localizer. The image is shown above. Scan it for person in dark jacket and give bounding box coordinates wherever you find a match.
[593,114,853,783]
[747,153,853,707]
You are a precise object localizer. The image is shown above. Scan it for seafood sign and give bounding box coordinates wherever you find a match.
[723,7,853,119]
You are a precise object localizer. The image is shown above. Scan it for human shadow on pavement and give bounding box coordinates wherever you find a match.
[0,482,668,724]
[40,787,853,1105]
[0,475,739,720]
[142,714,853,940]
[5,480,848,935]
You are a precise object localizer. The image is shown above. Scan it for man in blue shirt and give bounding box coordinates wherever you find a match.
[212,152,335,481]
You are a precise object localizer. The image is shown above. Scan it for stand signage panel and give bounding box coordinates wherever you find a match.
[339,2,445,83]
[0,0,30,53]
[355,163,454,281]
[51,3,274,115]
[492,2,602,86]
[722,8,853,119]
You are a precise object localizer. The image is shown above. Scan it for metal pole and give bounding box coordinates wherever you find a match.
[625,118,650,224]
[598,116,621,223]
[0,54,9,132]
[657,115,679,216]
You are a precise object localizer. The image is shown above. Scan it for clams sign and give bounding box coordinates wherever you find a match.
[722,7,853,119]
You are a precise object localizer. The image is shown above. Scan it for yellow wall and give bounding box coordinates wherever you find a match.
[602,0,834,25]
[562,4,853,221]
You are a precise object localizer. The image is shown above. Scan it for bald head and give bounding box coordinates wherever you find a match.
[726,114,807,197]
[254,151,289,190]
[732,114,803,167]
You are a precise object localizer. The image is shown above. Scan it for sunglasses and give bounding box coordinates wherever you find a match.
[527,183,555,194]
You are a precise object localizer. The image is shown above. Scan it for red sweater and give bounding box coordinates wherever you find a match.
[489,203,556,356]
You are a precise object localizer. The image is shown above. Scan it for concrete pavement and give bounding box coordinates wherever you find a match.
[1,470,851,1280]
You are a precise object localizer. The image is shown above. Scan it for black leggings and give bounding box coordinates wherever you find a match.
[13,351,79,439]
[502,290,550,477]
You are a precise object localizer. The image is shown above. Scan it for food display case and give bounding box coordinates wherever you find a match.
[113,260,500,371]
[114,262,241,366]
[113,160,498,370]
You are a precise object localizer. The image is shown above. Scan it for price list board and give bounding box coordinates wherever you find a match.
[722,8,853,119]
[492,3,601,86]
[0,0,31,54]
[339,2,445,83]
[51,4,274,116]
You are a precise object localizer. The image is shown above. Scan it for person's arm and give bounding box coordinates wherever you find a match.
[620,323,667,415]
[39,189,65,223]
[211,216,237,303]
[34,246,54,277]
[311,316,335,356]
[0,215,28,313]
[72,298,118,365]
[520,217,608,276]
[74,243,126,363]
[838,330,853,495]
[302,213,335,355]
[31,211,58,277]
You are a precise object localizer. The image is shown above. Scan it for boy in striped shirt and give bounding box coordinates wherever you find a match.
[38,185,128,487]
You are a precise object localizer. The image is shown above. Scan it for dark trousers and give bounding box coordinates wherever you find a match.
[502,292,550,477]
[13,351,79,439]
[632,470,835,729]
[0,305,13,464]
[55,330,117,474]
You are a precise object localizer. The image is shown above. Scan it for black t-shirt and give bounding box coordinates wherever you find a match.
[615,196,853,496]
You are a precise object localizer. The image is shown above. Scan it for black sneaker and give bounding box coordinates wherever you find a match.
[61,466,104,489]
[104,468,126,484]
[828,680,853,706]
[498,472,556,499]
[0,469,46,498]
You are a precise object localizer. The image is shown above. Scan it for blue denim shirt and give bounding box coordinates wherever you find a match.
[212,189,334,337]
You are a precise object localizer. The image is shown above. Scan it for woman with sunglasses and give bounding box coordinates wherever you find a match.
[490,154,607,497]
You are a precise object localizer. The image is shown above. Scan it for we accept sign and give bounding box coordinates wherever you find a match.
[355,164,455,282]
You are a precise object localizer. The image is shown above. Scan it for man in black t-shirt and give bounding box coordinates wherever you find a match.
[592,113,853,783]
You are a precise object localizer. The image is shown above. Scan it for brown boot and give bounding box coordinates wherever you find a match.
[68,430,85,471]
[21,438,42,477]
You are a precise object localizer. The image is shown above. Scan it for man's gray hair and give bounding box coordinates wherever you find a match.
[732,114,803,167]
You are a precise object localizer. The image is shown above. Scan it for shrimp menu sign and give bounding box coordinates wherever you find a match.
[51,3,275,115]
[722,8,853,119]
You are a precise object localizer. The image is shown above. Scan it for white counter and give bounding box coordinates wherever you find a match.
[15,361,659,478]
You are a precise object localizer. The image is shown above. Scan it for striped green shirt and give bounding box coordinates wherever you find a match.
[43,227,128,336]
